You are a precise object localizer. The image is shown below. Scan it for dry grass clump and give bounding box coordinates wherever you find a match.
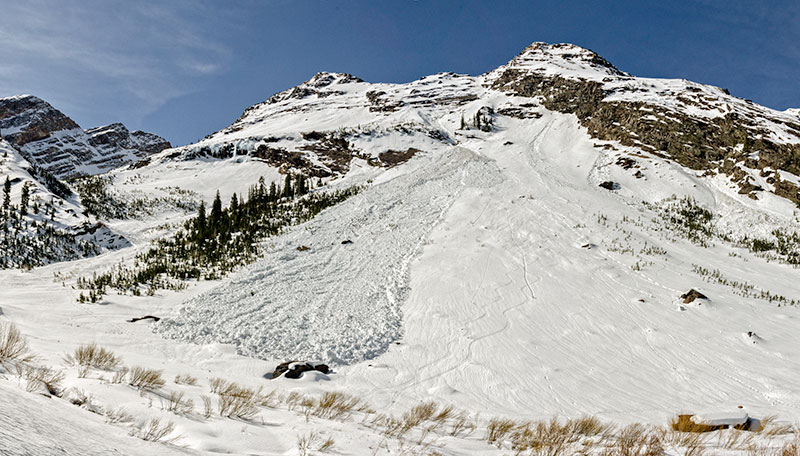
[215,381,262,419]
[602,423,663,456]
[200,395,214,418]
[130,417,178,443]
[105,407,134,424]
[0,321,34,365]
[64,343,122,371]
[23,365,64,395]
[755,416,795,436]
[111,366,129,384]
[129,366,165,390]
[164,391,194,415]
[486,417,517,445]
[174,373,198,385]
[297,432,336,456]
[450,410,477,437]
[314,391,362,420]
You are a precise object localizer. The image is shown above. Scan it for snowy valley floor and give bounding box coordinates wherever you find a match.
[2,111,800,454]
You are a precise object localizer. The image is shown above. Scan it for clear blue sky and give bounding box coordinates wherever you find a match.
[1,0,798,146]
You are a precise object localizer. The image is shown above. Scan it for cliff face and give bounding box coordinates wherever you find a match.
[0,95,171,179]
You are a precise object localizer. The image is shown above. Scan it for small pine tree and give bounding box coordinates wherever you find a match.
[20,183,30,216]
[283,174,292,199]
[2,176,10,214]
[210,190,222,233]
[195,201,206,239]
[460,114,465,130]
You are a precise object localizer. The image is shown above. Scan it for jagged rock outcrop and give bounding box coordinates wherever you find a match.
[0,95,171,179]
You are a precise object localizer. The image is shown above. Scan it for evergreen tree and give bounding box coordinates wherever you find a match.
[210,190,222,233]
[195,201,206,239]
[460,114,465,130]
[268,182,278,202]
[2,176,10,214]
[283,174,292,199]
[20,183,30,216]
[229,193,239,221]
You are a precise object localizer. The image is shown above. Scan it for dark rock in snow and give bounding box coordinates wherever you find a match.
[681,289,708,304]
[599,181,619,190]
[272,361,330,379]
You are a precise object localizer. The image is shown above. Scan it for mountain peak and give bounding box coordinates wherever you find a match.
[487,42,628,82]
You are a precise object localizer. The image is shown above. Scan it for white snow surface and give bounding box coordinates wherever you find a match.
[2,42,800,455]
[156,147,503,364]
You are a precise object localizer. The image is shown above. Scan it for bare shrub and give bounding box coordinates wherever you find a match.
[173,373,198,385]
[23,365,64,395]
[568,415,616,438]
[209,377,230,394]
[318,436,335,452]
[486,417,516,445]
[129,366,165,390]
[64,343,121,370]
[450,411,477,437]
[111,366,129,384]
[164,391,194,415]
[0,321,34,365]
[314,391,361,420]
[216,382,261,419]
[130,417,178,443]
[106,407,134,424]
[603,423,663,456]
[201,395,213,418]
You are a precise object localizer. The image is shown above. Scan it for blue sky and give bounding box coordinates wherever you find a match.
[1,0,798,146]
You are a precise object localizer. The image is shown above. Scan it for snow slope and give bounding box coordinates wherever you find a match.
[1,42,800,455]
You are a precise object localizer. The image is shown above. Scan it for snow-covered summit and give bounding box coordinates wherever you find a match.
[485,42,628,83]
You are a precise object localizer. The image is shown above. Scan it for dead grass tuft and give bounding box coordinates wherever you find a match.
[128,366,165,390]
[173,373,198,385]
[0,321,34,365]
[130,417,178,443]
[215,381,262,419]
[23,365,64,395]
[64,343,122,371]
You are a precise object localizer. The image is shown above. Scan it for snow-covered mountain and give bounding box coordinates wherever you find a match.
[2,42,800,455]
[0,95,170,179]
[0,139,128,268]
[150,42,800,206]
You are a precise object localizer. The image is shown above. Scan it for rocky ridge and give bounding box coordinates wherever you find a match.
[0,95,171,179]
[141,42,800,206]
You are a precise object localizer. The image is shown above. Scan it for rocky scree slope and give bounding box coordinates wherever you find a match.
[0,95,170,179]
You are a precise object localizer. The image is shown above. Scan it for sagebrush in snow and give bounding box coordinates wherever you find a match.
[64,343,122,370]
[23,365,64,395]
[0,321,34,365]
[128,366,165,390]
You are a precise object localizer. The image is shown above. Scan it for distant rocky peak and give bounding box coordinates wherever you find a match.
[486,42,628,83]
[0,94,80,146]
[305,72,364,88]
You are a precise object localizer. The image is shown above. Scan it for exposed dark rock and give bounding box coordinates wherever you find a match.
[599,181,619,190]
[341,240,353,245]
[681,289,708,304]
[296,245,310,251]
[489,70,800,206]
[377,148,420,167]
[272,361,330,379]
[127,315,160,323]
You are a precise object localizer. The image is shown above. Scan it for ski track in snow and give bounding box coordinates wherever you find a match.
[156,147,504,365]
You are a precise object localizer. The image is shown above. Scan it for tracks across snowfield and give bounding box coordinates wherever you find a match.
[156,147,504,365]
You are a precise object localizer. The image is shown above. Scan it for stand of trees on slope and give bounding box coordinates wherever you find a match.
[76,174,361,302]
